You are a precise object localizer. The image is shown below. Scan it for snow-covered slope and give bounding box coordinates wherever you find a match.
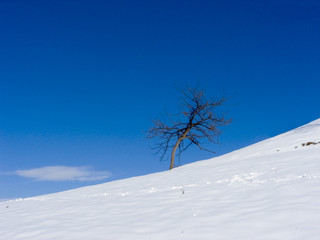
[1,119,320,240]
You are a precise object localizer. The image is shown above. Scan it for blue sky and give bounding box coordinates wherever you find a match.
[0,0,319,199]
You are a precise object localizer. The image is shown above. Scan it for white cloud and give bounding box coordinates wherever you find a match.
[13,166,111,181]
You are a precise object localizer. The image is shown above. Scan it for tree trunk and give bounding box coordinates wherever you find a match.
[169,138,181,170]
[169,128,191,170]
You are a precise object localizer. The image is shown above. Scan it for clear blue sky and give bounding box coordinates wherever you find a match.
[0,0,319,199]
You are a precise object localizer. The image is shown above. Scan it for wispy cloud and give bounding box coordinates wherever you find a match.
[12,166,111,181]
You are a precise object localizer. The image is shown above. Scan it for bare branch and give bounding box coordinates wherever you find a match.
[147,87,231,170]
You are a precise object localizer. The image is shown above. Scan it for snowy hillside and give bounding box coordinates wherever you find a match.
[1,119,320,240]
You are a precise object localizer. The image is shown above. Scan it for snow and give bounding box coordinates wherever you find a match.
[1,119,320,239]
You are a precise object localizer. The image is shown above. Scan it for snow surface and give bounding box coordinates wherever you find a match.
[1,119,320,240]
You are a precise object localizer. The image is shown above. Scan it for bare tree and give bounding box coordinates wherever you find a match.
[147,88,230,170]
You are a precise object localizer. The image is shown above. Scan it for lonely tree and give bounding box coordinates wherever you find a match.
[147,88,230,170]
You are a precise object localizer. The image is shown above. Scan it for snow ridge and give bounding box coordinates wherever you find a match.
[1,119,320,240]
